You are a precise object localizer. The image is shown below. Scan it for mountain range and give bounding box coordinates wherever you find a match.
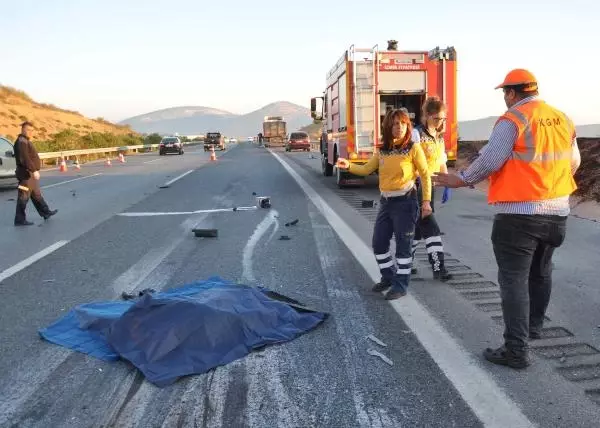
[119,101,312,137]
[121,103,600,141]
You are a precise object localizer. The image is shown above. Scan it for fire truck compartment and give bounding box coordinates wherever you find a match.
[379,93,425,126]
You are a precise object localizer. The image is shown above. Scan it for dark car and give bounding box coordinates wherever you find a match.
[285,131,310,152]
[204,132,225,151]
[159,137,184,155]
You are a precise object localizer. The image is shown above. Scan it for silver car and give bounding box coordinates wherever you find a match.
[0,136,18,188]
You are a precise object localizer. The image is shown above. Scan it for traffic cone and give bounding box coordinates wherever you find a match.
[210,146,217,162]
[59,157,67,173]
[74,159,81,171]
[105,157,112,167]
[118,153,126,163]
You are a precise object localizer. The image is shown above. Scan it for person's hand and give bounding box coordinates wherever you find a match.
[432,172,466,188]
[421,201,432,218]
[32,171,40,180]
[441,187,451,203]
[336,158,350,170]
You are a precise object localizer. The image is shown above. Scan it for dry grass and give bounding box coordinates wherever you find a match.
[0,85,134,141]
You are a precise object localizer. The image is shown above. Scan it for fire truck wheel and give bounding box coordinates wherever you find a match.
[336,167,347,188]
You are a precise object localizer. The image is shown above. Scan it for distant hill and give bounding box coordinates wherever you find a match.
[458,116,600,141]
[0,85,134,141]
[120,101,312,137]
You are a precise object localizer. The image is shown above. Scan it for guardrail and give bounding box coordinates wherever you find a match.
[38,141,200,165]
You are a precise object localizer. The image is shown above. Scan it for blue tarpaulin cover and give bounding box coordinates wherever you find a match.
[39,277,328,387]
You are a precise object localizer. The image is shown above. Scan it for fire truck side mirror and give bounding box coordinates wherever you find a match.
[310,97,324,121]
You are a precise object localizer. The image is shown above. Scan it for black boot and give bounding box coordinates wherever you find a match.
[372,278,392,292]
[430,252,452,282]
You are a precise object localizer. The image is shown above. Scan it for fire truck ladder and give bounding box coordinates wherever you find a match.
[350,44,378,151]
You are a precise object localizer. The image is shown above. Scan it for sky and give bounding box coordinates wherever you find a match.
[1,0,598,125]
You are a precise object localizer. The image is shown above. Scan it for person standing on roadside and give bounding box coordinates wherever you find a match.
[433,69,581,369]
[14,122,58,226]
[337,109,432,300]
[412,96,453,281]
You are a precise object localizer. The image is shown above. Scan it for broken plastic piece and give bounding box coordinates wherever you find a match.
[193,229,218,238]
[138,288,156,296]
[252,192,257,196]
[367,349,393,366]
[279,235,291,241]
[257,196,271,209]
[285,219,299,227]
[361,200,375,208]
[366,334,387,347]
[121,291,136,300]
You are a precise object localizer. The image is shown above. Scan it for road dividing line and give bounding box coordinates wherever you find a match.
[159,169,194,188]
[118,206,258,217]
[42,173,103,189]
[144,159,162,164]
[0,240,69,284]
[270,150,535,428]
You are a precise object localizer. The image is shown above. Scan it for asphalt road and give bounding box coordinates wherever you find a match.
[0,142,598,427]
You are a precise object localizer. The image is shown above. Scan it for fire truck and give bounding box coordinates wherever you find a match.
[262,116,287,147]
[310,40,457,187]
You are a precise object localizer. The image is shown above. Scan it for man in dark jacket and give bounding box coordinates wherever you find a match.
[14,122,57,226]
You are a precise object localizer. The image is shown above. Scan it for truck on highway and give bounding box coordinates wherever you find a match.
[310,40,458,188]
[262,116,287,147]
[204,132,225,151]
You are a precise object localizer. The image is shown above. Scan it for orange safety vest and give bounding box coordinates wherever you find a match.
[488,100,577,204]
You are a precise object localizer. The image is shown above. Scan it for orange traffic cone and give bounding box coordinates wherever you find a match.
[210,146,217,162]
[118,153,126,163]
[74,159,81,171]
[105,157,112,167]
[59,157,67,173]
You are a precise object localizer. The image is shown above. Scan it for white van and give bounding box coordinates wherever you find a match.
[0,136,17,188]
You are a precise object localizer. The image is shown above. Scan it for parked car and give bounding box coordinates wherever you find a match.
[285,131,310,152]
[159,136,184,155]
[0,136,17,188]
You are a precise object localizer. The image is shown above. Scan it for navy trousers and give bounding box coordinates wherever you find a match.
[372,191,419,292]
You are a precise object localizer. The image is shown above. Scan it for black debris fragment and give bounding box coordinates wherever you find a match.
[361,200,375,208]
[193,229,218,238]
[252,192,257,196]
[279,235,291,241]
[285,219,299,227]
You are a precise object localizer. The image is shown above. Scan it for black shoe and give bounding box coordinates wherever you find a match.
[43,209,58,220]
[529,330,542,340]
[433,268,453,282]
[385,289,407,300]
[483,346,530,369]
[372,280,391,293]
[15,220,34,226]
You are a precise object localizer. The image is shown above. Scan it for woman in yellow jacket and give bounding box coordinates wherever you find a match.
[412,96,453,281]
[337,109,432,300]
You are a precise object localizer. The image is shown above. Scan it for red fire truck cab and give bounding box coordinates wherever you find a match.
[310,40,457,188]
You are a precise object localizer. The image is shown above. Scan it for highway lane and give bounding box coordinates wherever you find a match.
[0,142,485,428]
[0,143,223,276]
[1,141,598,427]
[286,150,600,427]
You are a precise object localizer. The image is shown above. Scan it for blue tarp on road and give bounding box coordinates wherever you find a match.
[39,277,328,387]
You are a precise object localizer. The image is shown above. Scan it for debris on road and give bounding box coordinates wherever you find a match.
[361,200,375,208]
[257,196,271,208]
[279,235,291,241]
[39,277,328,387]
[367,334,387,347]
[252,192,257,196]
[43,279,55,283]
[193,228,219,238]
[367,349,394,366]
[285,219,299,227]
[121,288,156,300]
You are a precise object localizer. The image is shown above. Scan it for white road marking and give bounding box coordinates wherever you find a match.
[42,173,103,189]
[0,240,69,284]
[160,169,194,187]
[118,206,258,217]
[144,159,162,164]
[270,150,535,428]
[242,210,279,283]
